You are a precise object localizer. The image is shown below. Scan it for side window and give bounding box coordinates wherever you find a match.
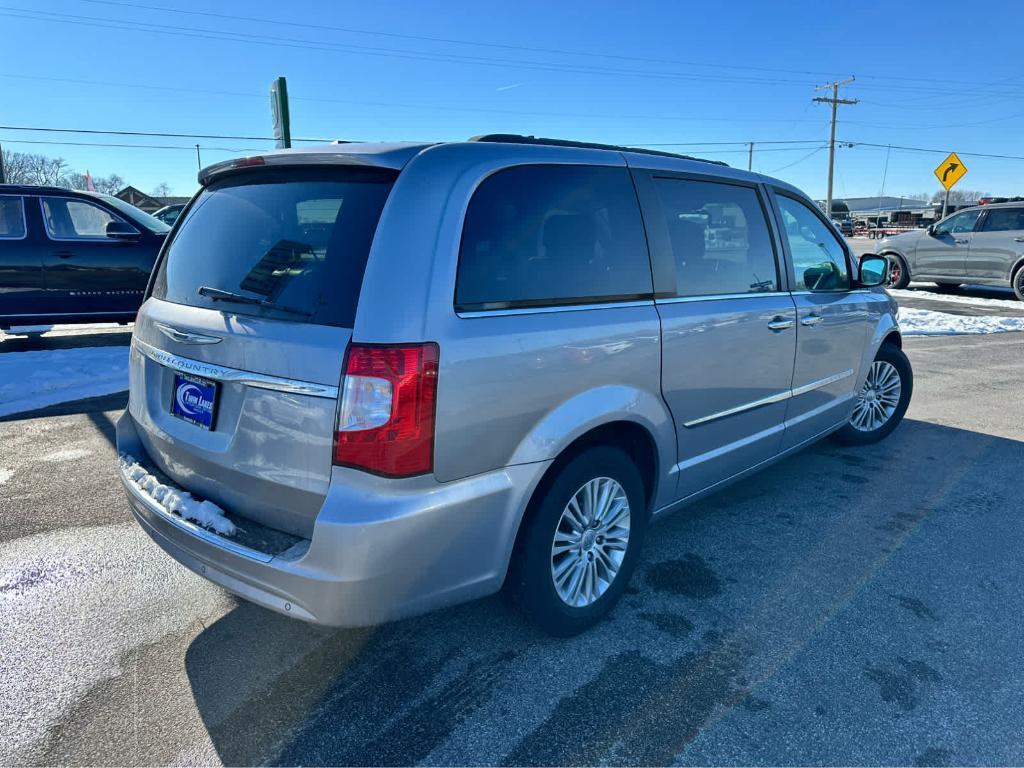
[776,195,850,292]
[981,208,1024,233]
[41,197,131,239]
[456,165,652,311]
[653,178,778,296]
[934,209,981,236]
[0,196,26,239]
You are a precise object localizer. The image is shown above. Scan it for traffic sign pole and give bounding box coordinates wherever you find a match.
[943,189,949,220]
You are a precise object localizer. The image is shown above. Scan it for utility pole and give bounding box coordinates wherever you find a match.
[813,76,857,220]
[747,142,754,172]
[195,144,201,171]
[0,143,5,184]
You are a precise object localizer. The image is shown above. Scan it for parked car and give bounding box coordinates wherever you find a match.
[152,204,186,226]
[878,201,1024,298]
[116,135,909,636]
[0,185,170,328]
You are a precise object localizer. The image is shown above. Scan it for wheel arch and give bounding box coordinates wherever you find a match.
[503,417,662,586]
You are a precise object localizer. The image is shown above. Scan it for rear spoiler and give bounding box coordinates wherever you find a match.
[198,144,432,186]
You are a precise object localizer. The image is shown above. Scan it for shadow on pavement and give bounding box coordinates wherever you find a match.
[183,419,1024,766]
[0,327,132,354]
[0,391,127,423]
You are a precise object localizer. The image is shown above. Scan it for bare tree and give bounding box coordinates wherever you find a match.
[151,182,172,197]
[0,149,71,185]
[930,189,991,205]
[67,172,126,195]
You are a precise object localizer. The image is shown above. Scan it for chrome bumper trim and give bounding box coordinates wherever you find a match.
[119,461,273,563]
[132,337,339,399]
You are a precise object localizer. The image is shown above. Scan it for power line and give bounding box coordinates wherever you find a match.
[0,137,265,152]
[0,77,839,124]
[841,140,1024,162]
[0,124,332,143]
[72,0,1024,94]
[764,146,827,174]
[0,7,819,89]
[75,0,855,81]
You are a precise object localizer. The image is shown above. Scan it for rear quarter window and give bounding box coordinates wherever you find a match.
[152,168,394,328]
[456,164,652,311]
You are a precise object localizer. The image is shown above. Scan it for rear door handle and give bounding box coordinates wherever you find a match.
[53,251,74,259]
[954,239,969,245]
[1014,237,1024,242]
[801,314,823,327]
[767,316,794,332]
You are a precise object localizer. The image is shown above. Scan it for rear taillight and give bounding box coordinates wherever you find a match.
[333,343,439,477]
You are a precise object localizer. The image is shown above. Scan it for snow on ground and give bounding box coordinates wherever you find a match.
[890,287,1024,312]
[0,322,130,338]
[0,346,129,418]
[119,454,236,536]
[898,307,1024,337]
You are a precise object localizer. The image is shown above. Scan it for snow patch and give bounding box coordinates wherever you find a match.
[118,454,236,537]
[0,469,11,485]
[40,448,92,463]
[0,347,129,417]
[898,307,1024,336]
[891,287,1024,312]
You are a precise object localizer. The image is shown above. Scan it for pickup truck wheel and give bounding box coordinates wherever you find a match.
[833,344,913,446]
[886,254,910,289]
[508,446,647,636]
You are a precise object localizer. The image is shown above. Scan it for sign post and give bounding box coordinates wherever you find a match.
[934,151,967,220]
[270,77,291,149]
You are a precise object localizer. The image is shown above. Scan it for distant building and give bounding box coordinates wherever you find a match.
[818,196,941,228]
[115,187,190,213]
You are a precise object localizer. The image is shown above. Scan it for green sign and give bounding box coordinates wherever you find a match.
[270,77,291,149]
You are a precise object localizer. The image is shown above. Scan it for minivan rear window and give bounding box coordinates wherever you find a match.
[152,168,394,327]
[456,164,652,311]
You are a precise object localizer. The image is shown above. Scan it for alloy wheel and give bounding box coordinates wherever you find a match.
[850,360,902,432]
[550,477,631,608]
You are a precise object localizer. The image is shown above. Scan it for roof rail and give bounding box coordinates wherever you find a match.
[468,133,729,167]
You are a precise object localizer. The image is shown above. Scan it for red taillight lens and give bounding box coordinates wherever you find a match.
[333,343,439,477]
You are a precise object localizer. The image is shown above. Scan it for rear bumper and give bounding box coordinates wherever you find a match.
[117,411,550,626]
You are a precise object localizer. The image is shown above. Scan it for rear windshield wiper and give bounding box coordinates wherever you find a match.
[197,285,313,318]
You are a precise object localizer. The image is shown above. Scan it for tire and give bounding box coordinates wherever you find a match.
[1013,265,1024,302]
[886,254,910,289]
[833,344,913,446]
[507,446,648,636]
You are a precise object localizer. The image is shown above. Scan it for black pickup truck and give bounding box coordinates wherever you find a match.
[0,185,171,329]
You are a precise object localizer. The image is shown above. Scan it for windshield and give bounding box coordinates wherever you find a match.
[98,194,172,234]
[151,168,394,327]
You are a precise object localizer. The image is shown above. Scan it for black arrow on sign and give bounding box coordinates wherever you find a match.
[942,162,959,182]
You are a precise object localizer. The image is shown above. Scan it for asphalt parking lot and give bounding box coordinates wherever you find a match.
[2,307,1024,765]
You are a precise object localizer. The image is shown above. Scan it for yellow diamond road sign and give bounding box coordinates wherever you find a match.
[935,151,967,190]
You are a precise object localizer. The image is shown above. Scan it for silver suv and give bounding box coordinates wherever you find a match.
[116,135,910,636]
[879,202,1024,299]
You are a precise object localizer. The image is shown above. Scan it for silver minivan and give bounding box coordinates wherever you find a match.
[879,201,1024,299]
[116,135,910,636]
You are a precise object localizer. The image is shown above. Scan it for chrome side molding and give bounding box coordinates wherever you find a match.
[683,369,855,428]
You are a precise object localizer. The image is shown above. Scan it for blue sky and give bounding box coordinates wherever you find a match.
[3,0,1023,199]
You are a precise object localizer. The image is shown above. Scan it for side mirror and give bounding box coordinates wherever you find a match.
[858,253,888,287]
[926,224,936,236]
[106,220,140,240]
